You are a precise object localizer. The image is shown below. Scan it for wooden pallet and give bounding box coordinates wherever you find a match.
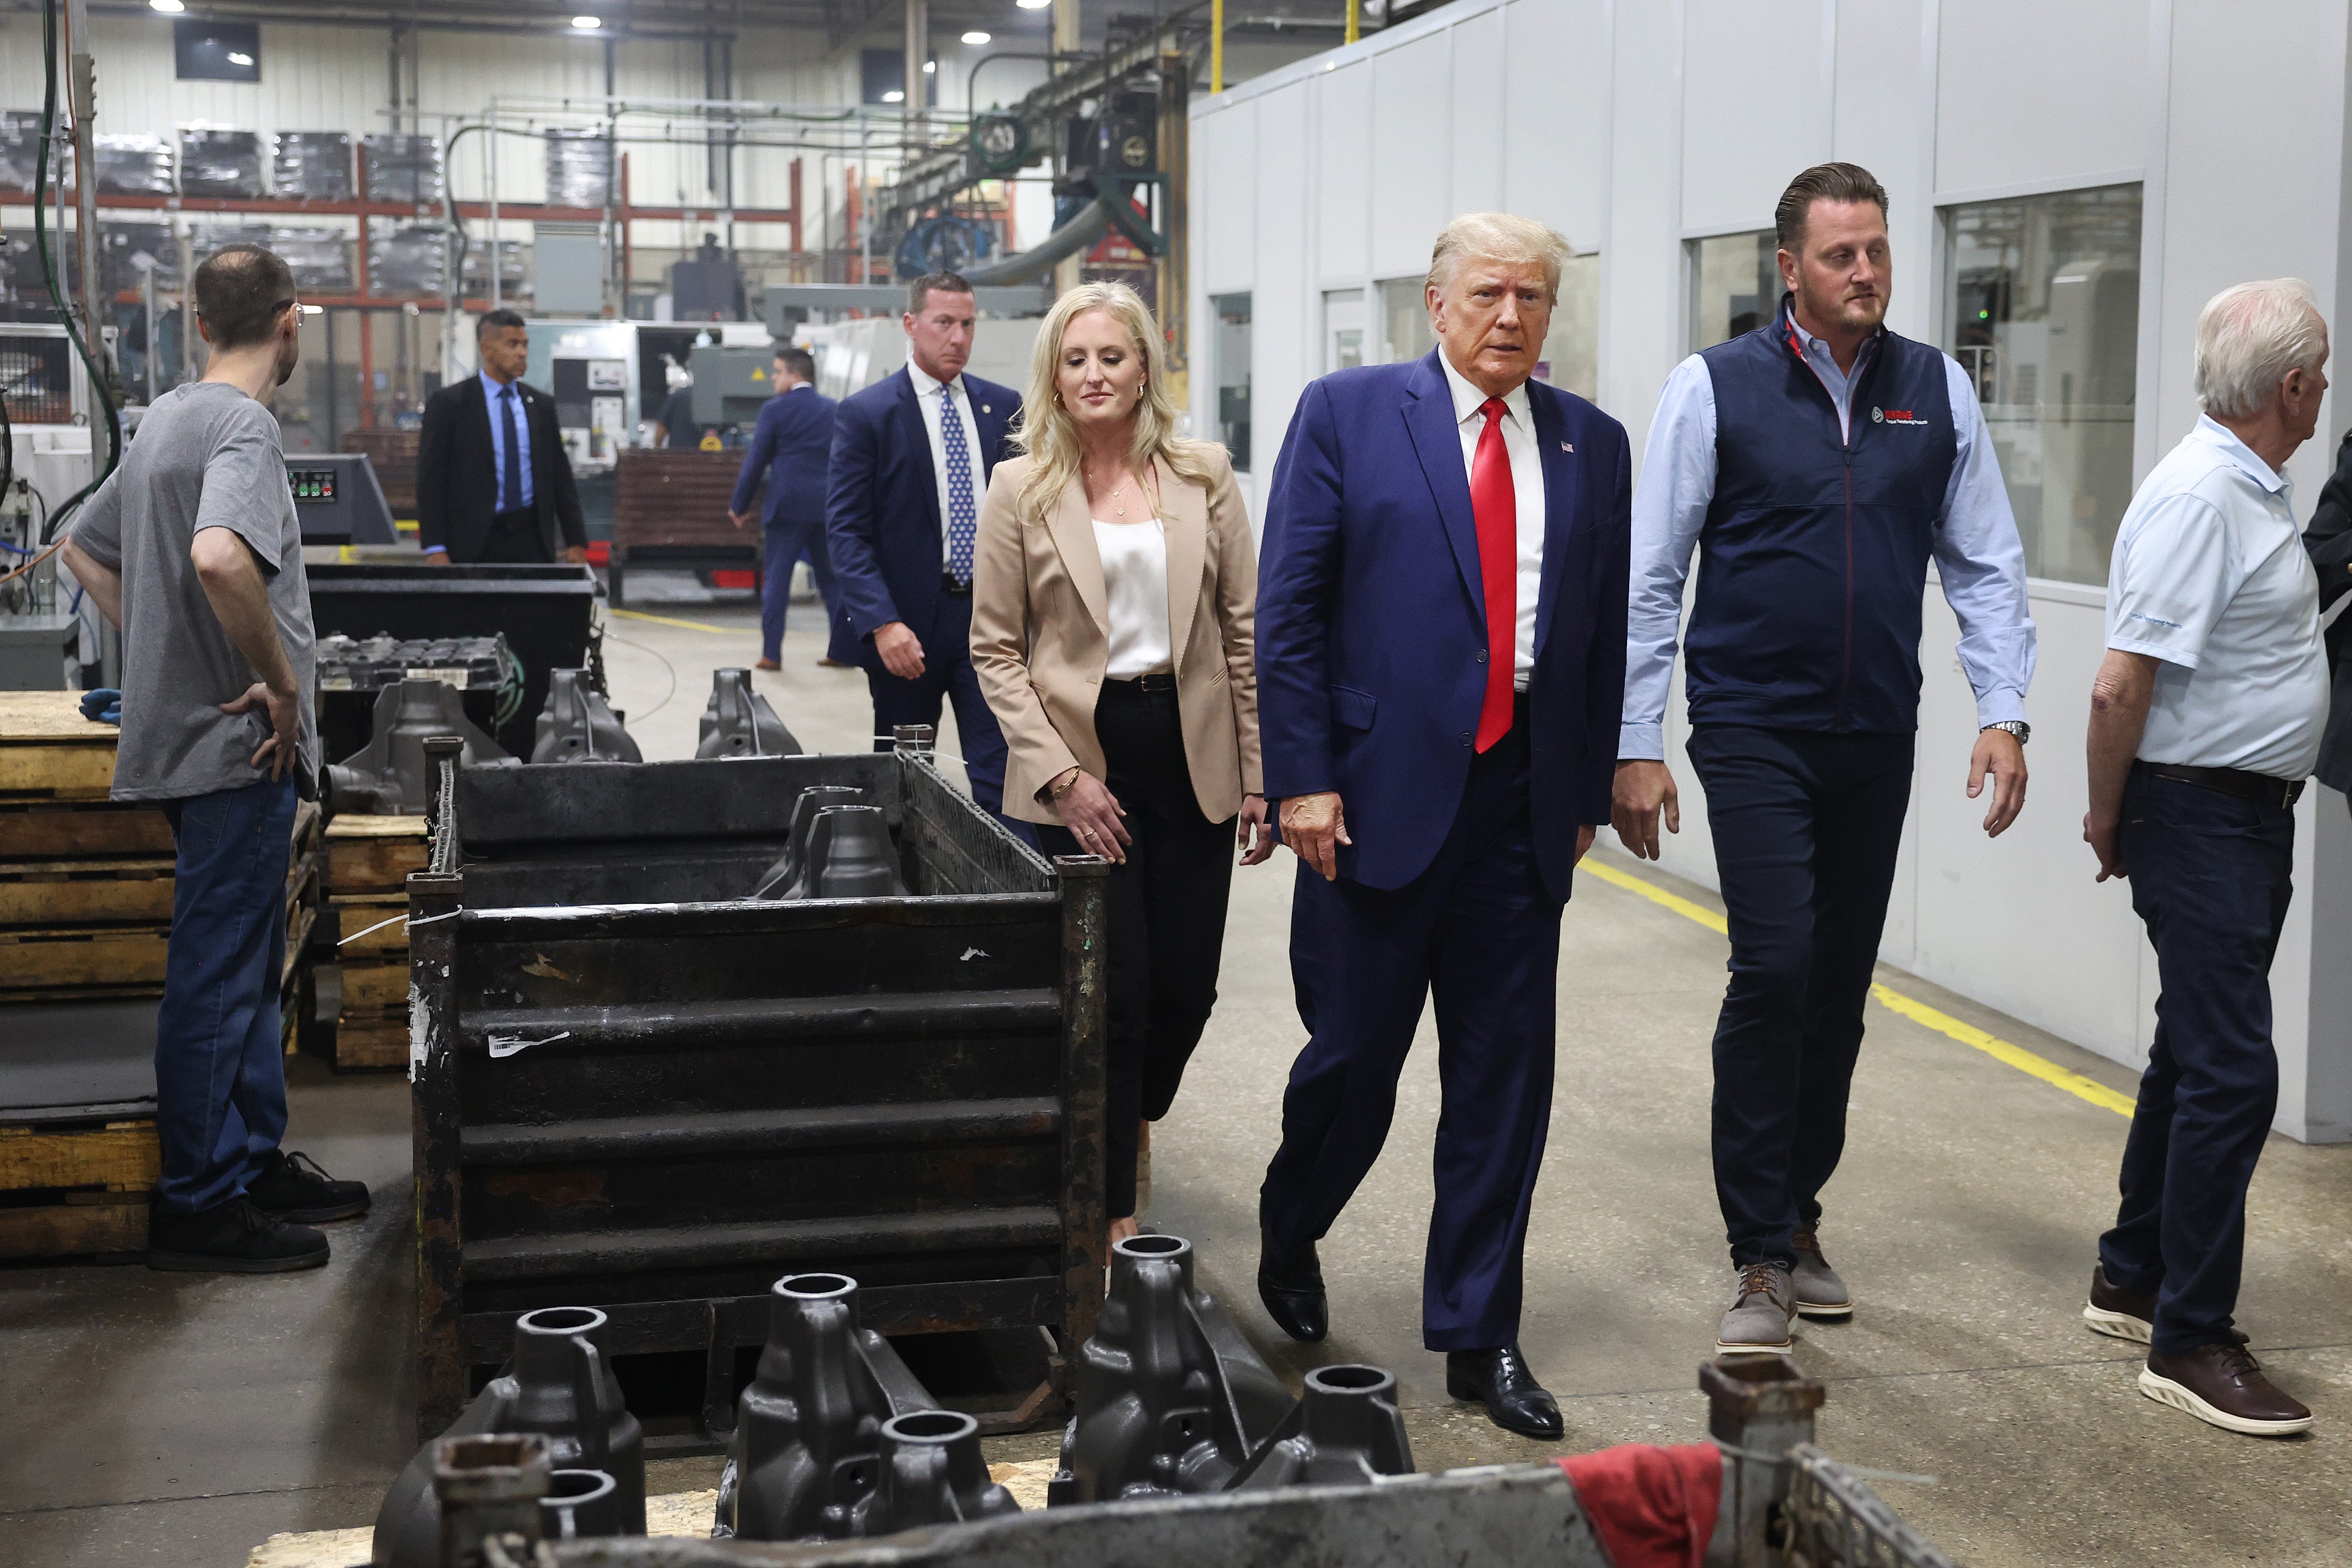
[0,1116,161,1260]
[329,892,409,957]
[0,925,172,998]
[0,692,119,802]
[334,1012,412,1070]
[325,814,430,894]
[0,859,175,926]
[0,801,173,860]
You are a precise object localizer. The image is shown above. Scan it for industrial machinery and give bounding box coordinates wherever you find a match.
[284,453,398,546]
[2,322,112,690]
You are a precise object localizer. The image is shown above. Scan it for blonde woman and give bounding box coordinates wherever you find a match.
[971,282,1272,1245]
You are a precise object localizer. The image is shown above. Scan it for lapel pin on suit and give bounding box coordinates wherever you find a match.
[1561,441,1573,453]
[981,403,992,414]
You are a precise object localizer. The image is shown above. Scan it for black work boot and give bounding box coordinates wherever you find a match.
[147,1195,330,1273]
[245,1149,372,1223]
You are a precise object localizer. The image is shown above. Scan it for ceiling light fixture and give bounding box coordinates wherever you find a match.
[148,0,185,12]
[923,60,936,72]
[1015,0,1050,8]
[226,51,253,64]
[571,15,601,28]
[962,30,991,43]
[881,89,905,103]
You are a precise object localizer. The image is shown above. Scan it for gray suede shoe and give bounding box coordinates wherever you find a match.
[1790,1227,1852,1320]
[1716,1263,1796,1354]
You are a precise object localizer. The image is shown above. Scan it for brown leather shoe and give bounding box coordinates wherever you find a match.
[2140,1343,2312,1436]
[753,658,782,671]
[2082,1264,2248,1346]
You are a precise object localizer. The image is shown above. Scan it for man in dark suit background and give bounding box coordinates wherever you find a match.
[1253,214,1631,1438]
[731,346,839,671]
[825,271,1033,841]
[418,309,588,566]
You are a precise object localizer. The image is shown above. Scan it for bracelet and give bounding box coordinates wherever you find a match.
[1048,769,1081,800]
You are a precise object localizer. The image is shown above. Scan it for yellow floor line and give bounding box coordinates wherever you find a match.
[1579,856,2135,1119]
[610,607,740,634]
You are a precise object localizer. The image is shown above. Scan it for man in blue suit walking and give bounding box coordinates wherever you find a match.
[826,271,1034,840]
[730,346,839,671]
[1254,214,1631,1437]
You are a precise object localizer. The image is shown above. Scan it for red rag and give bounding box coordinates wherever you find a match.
[1556,1443,1725,1568]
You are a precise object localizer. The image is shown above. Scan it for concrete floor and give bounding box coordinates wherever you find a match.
[6,596,2350,1566]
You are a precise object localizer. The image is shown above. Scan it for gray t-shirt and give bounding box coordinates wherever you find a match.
[70,380,318,801]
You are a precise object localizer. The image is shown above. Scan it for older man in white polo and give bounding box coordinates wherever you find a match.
[2080,278,2330,1438]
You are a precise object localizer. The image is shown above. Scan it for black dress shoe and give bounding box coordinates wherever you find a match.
[1257,1224,1327,1343]
[1446,1343,1562,1439]
[245,1149,371,1223]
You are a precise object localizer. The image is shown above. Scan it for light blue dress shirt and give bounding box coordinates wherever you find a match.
[1621,314,2036,758]
[480,369,535,511]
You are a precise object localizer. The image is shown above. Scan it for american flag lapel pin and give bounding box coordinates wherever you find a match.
[1561,440,1574,453]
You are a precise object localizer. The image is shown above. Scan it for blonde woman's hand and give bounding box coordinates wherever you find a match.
[1237,794,1275,866]
[1054,769,1132,865]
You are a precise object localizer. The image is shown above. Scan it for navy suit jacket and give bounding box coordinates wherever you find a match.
[824,366,1021,671]
[1256,349,1631,903]
[730,384,838,527]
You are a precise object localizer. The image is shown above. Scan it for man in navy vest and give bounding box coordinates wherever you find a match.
[1256,214,1631,1437]
[1613,164,2036,1355]
[826,272,1033,841]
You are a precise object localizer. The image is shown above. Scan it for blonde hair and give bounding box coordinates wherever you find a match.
[1012,281,1220,517]
[1426,212,1575,299]
[2195,279,2327,418]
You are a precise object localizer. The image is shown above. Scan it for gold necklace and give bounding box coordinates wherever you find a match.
[1089,468,1135,519]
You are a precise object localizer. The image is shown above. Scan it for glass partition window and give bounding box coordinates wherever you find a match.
[1688,230,1780,351]
[1211,292,1252,472]
[1380,276,1436,365]
[1537,252,1600,401]
[1943,184,2141,585]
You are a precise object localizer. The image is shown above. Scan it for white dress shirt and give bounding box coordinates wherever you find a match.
[1621,321,2036,758]
[1093,518,1175,679]
[1437,352,1545,690]
[2107,415,2328,779]
[906,358,988,540]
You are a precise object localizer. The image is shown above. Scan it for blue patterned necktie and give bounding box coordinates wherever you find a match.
[938,381,978,584]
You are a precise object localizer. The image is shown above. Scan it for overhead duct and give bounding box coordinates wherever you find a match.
[958,197,1113,287]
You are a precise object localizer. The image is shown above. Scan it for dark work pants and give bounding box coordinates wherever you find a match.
[759,515,837,662]
[2099,767,2294,1355]
[1037,680,1237,1219]
[1261,710,1561,1350]
[867,591,1037,847]
[156,775,297,1214]
[477,504,552,563]
[1685,725,1914,1268]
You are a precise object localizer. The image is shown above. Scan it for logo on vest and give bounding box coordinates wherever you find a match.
[1872,406,1929,426]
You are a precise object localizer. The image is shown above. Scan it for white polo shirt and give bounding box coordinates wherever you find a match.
[2105,414,2328,779]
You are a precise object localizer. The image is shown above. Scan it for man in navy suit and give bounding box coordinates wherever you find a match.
[730,346,839,671]
[1254,214,1631,1438]
[826,271,1034,841]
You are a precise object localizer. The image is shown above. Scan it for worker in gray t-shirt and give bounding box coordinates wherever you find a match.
[62,243,369,1275]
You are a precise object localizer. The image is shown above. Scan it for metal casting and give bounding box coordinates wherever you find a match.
[805,805,906,897]
[750,785,870,897]
[1224,1364,1414,1490]
[539,1469,625,1542]
[375,1307,647,1568]
[1048,1234,1297,1505]
[698,667,801,758]
[848,1411,1022,1536]
[430,1433,548,1568]
[326,678,516,814]
[531,668,643,764]
[716,1272,942,1542]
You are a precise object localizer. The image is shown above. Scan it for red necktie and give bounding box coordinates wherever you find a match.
[1470,398,1517,752]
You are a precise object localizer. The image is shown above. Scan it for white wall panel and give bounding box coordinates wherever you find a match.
[1446,7,1506,225]
[1255,87,1312,490]
[1603,0,1684,456]
[1314,62,1373,284]
[1501,0,1608,252]
[1368,36,1450,281]
[1831,0,1933,341]
[1679,0,1826,236]
[1934,0,2144,197]
[1199,99,1258,294]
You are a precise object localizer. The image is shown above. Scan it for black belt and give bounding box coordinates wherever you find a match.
[2138,760,2305,810]
[1102,671,1177,697]
[940,572,972,597]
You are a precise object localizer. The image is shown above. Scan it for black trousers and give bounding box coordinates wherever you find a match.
[1037,679,1236,1219]
[2099,767,2294,1354]
[477,504,552,563]
[1685,724,1914,1267]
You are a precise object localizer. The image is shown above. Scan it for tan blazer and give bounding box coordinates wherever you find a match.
[970,447,1263,827]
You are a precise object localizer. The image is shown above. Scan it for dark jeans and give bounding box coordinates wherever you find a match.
[760,515,837,662]
[1037,680,1236,1219]
[156,775,297,1214]
[2099,766,2294,1354]
[867,591,1037,847]
[478,504,551,563]
[1262,707,1561,1350]
[1685,724,1914,1267]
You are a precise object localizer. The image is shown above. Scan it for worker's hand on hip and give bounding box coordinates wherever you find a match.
[1237,793,1276,866]
[1279,792,1350,881]
[1968,728,2027,837]
[1611,759,1680,860]
[222,680,300,782]
[1054,771,1131,865]
[874,621,925,680]
[422,549,453,567]
[564,545,590,565]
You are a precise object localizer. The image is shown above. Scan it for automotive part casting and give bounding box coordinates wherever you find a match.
[531,668,642,764]
[847,1411,1021,1535]
[325,678,515,814]
[749,785,870,897]
[1225,1364,1414,1490]
[697,667,801,758]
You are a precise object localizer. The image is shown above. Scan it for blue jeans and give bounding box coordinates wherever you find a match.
[2099,767,2294,1354]
[157,776,297,1214]
[760,515,837,662]
[1685,724,1915,1267]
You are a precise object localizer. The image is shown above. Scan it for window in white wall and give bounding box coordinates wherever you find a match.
[1537,252,1600,401]
[1379,277,1436,365]
[1688,230,1780,351]
[1943,184,2141,586]
[1324,289,1365,374]
[1212,292,1252,472]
